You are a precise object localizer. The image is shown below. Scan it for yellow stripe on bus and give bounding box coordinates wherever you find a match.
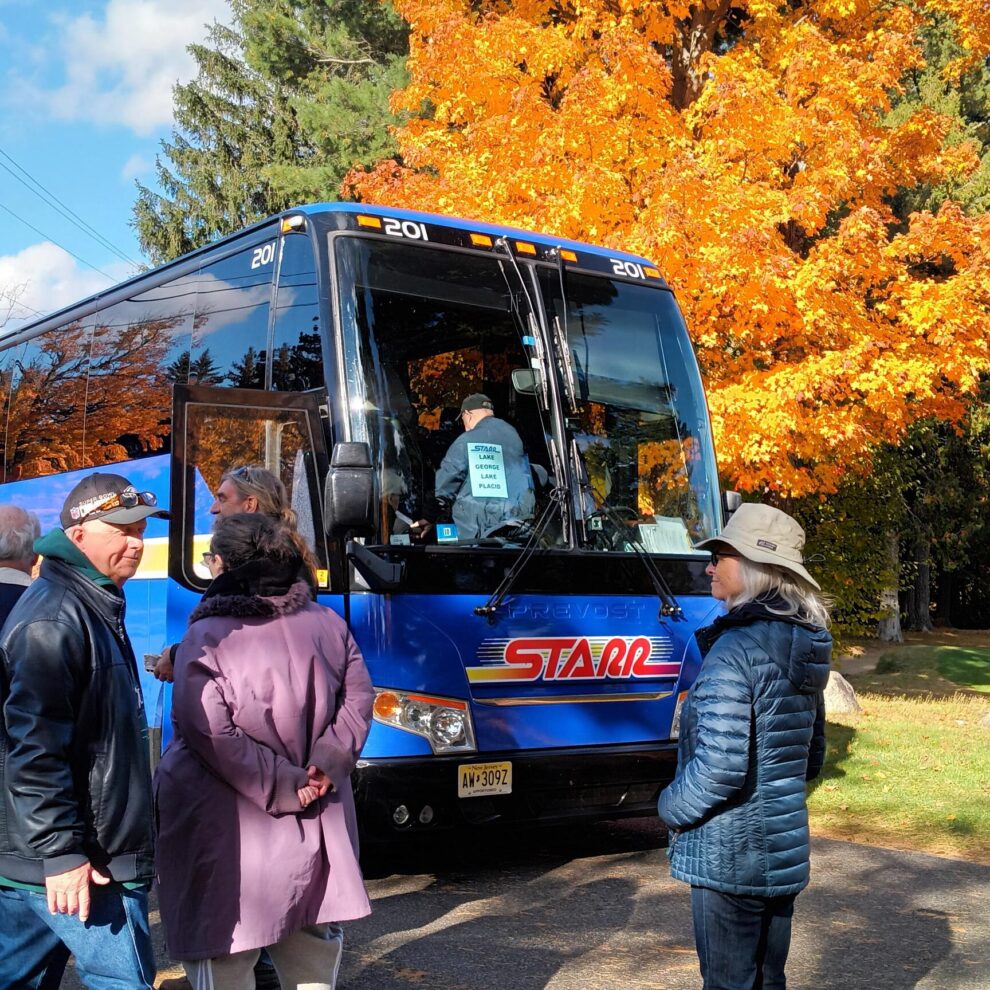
[72,534,327,585]
[466,668,528,682]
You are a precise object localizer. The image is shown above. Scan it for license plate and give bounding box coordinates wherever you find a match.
[458,761,512,798]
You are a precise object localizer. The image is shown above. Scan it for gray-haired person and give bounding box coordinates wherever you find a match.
[658,503,831,990]
[0,504,71,988]
[0,473,169,988]
[0,505,41,629]
[435,393,536,541]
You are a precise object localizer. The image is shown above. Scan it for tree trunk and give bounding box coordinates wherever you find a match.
[670,1,732,110]
[934,568,954,628]
[877,530,903,642]
[905,534,933,631]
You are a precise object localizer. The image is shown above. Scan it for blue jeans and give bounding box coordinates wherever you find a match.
[691,885,796,990]
[0,884,155,989]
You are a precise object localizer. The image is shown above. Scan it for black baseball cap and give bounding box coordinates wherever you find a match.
[60,473,170,529]
[459,393,494,414]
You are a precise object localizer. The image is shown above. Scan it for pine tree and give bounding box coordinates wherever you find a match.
[166,348,222,385]
[228,346,265,388]
[242,0,408,206]
[134,0,408,265]
[888,13,990,218]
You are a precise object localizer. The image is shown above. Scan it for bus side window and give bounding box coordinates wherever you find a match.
[4,319,93,480]
[194,243,275,390]
[87,279,195,468]
[0,342,24,484]
[271,233,322,392]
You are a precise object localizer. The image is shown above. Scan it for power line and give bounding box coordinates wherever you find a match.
[0,144,142,269]
[0,290,46,319]
[0,199,116,281]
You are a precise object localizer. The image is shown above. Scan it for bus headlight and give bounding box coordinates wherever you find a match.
[373,689,476,754]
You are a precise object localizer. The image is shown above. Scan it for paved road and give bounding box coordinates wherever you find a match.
[66,818,989,989]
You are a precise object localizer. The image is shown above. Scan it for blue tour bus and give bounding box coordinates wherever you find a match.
[0,203,726,832]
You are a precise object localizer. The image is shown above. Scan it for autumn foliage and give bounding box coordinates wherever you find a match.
[347,0,990,496]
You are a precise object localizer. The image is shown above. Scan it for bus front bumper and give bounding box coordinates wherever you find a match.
[353,743,677,833]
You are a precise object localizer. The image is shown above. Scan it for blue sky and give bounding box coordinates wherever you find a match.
[0,0,230,332]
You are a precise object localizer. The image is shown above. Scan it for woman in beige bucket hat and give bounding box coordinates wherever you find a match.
[659,503,831,989]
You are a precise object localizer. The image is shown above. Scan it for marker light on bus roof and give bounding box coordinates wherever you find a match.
[357,215,383,229]
[515,241,537,255]
[281,216,305,233]
[470,233,494,247]
[644,267,662,279]
[559,249,578,263]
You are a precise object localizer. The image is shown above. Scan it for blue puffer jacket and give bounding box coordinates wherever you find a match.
[658,601,831,896]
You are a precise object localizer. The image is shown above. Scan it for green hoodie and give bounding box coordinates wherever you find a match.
[33,528,121,593]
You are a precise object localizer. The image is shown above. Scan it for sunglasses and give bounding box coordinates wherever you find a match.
[709,550,741,567]
[92,490,158,513]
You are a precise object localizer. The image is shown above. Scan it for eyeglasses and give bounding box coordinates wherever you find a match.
[709,550,741,567]
[92,490,158,513]
[201,552,217,565]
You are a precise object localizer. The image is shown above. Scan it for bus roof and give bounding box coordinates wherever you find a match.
[1,203,661,345]
[295,203,657,266]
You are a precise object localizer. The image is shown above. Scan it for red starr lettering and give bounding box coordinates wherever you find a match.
[627,637,655,676]
[504,640,546,680]
[558,639,596,679]
[597,638,627,677]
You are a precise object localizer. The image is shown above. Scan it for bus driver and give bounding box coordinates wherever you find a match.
[434,393,535,542]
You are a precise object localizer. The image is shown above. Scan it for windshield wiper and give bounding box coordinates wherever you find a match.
[550,248,579,415]
[474,487,567,622]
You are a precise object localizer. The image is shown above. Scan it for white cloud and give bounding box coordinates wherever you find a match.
[0,242,133,334]
[121,153,152,181]
[38,0,232,135]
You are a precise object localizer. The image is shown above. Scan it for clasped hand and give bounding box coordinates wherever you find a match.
[297,765,332,809]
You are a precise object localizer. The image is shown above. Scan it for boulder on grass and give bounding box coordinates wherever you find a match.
[824,670,861,714]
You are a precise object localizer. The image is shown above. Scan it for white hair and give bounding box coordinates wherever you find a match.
[0,506,41,563]
[724,555,831,629]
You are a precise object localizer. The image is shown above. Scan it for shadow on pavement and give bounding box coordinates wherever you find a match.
[59,819,988,990]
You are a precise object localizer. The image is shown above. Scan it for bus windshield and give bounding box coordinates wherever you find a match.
[540,269,718,554]
[336,236,565,549]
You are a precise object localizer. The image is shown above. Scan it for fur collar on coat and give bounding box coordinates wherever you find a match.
[188,579,312,623]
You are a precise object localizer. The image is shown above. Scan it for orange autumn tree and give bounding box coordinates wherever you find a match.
[347,0,990,497]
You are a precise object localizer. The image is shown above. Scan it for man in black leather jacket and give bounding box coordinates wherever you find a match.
[0,472,168,988]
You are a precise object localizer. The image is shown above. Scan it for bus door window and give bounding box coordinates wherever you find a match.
[335,238,562,549]
[539,270,719,553]
[173,388,330,588]
[271,232,323,392]
[3,317,94,480]
[192,238,277,390]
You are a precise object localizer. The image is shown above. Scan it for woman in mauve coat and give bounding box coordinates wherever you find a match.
[155,512,374,989]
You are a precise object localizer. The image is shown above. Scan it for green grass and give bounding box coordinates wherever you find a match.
[937,646,990,692]
[808,693,990,863]
[848,644,990,697]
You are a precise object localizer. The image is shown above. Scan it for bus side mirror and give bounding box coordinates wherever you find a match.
[511,367,543,395]
[324,442,375,537]
[723,490,742,518]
